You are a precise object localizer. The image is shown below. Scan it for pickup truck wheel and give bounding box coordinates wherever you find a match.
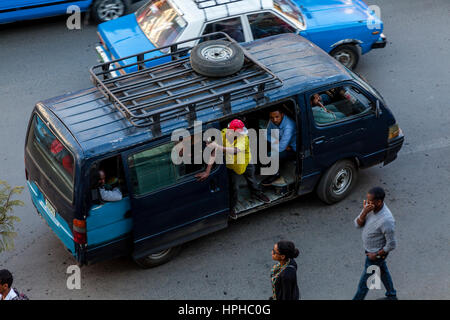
[134,246,182,269]
[190,40,244,77]
[330,44,360,69]
[91,0,129,23]
[316,160,358,204]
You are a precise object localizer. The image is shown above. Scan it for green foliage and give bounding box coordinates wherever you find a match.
[0,180,24,252]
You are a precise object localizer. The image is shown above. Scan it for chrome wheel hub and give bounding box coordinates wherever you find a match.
[334,51,353,68]
[332,168,352,195]
[149,249,170,259]
[201,45,233,61]
[97,0,125,21]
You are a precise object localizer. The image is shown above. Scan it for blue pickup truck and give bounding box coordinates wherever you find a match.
[0,0,141,24]
[96,0,387,70]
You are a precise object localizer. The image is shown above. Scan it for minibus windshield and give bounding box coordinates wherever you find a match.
[348,69,386,105]
[26,114,75,202]
[136,0,187,49]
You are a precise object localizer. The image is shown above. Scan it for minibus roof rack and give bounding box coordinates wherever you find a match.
[193,0,243,10]
[89,32,283,136]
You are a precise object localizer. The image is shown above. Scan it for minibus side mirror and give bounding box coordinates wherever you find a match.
[375,100,382,118]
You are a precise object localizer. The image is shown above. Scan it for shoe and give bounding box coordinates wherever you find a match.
[261,173,280,186]
[253,191,270,204]
[377,296,398,300]
[229,208,238,220]
[271,176,287,187]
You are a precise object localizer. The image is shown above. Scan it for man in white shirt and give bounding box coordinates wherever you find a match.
[97,170,122,202]
[0,269,18,300]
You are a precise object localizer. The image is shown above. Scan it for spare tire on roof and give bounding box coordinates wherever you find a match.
[190,40,245,77]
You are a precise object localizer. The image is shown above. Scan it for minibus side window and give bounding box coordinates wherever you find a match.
[128,140,205,196]
[90,155,128,204]
[309,86,372,126]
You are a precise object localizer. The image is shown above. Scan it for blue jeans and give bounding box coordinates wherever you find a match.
[352,256,397,300]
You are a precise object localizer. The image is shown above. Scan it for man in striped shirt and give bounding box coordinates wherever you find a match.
[352,187,398,300]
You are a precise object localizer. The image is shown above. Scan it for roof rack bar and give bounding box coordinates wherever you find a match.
[119,74,207,103]
[187,104,197,126]
[101,56,189,85]
[90,32,283,132]
[129,77,275,123]
[117,62,257,103]
[110,66,195,96]
[126,69,266,114]
[124,78,281,128]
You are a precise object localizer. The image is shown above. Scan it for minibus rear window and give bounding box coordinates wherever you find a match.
[26,115,74,202]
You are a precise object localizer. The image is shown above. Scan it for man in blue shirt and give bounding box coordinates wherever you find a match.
[262,107,297,186]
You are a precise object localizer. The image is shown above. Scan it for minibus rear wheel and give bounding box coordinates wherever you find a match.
[316,159,358,204]
[134,246,182,269]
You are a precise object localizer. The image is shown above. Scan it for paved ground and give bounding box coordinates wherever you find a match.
[0,0,449,299]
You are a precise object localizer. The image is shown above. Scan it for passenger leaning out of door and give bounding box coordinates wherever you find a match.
[311,93,346,124]
[261,106,297,186]
[95,169,122,202]
[196,119,270,217]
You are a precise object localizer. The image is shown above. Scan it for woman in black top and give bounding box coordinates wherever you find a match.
[270,240,300,300]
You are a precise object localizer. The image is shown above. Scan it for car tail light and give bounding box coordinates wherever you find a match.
[73,219,87,244]
[388,123,401,140]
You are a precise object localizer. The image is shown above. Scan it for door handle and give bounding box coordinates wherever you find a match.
[313,136,326,144]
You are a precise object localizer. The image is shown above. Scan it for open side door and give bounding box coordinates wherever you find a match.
[122,136,230,260]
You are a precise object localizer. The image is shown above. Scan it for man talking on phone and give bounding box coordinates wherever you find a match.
[353,187,398,300]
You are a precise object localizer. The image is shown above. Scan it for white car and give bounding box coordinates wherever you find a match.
[96,0,386,71]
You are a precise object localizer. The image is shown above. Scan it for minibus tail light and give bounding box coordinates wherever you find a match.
[73,219,87,244]
[388,123,400,141]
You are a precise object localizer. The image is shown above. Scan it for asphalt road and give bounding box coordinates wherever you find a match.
[0,0,449,300]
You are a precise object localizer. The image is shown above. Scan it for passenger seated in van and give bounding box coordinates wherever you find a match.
[261,107,297,186]
[196,119,270,216]
[95,169,122,202]
[311,94,346,124]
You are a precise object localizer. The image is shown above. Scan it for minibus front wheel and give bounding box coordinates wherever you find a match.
[134,246,182,269]
[316,159,358,204]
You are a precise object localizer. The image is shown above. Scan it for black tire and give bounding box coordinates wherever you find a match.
[91,0,130,23]
[134,246,182,269]
[190,40,245,77]
[316,159,358,204]
[330,44,360,69]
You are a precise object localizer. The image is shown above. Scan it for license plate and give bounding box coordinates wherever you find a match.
[45,198,56,217]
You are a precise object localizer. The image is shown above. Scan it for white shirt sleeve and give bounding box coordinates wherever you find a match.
[354,209,364,228]
[99,187,122,202]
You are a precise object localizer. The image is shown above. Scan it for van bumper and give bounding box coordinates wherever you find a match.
[384,131,404,166]
[27,181,76,256]
[372,33,387,49]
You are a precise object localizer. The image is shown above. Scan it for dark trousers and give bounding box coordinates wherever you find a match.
[264,149,296,176]
[352,256,397,300]
[229,164,261,209]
